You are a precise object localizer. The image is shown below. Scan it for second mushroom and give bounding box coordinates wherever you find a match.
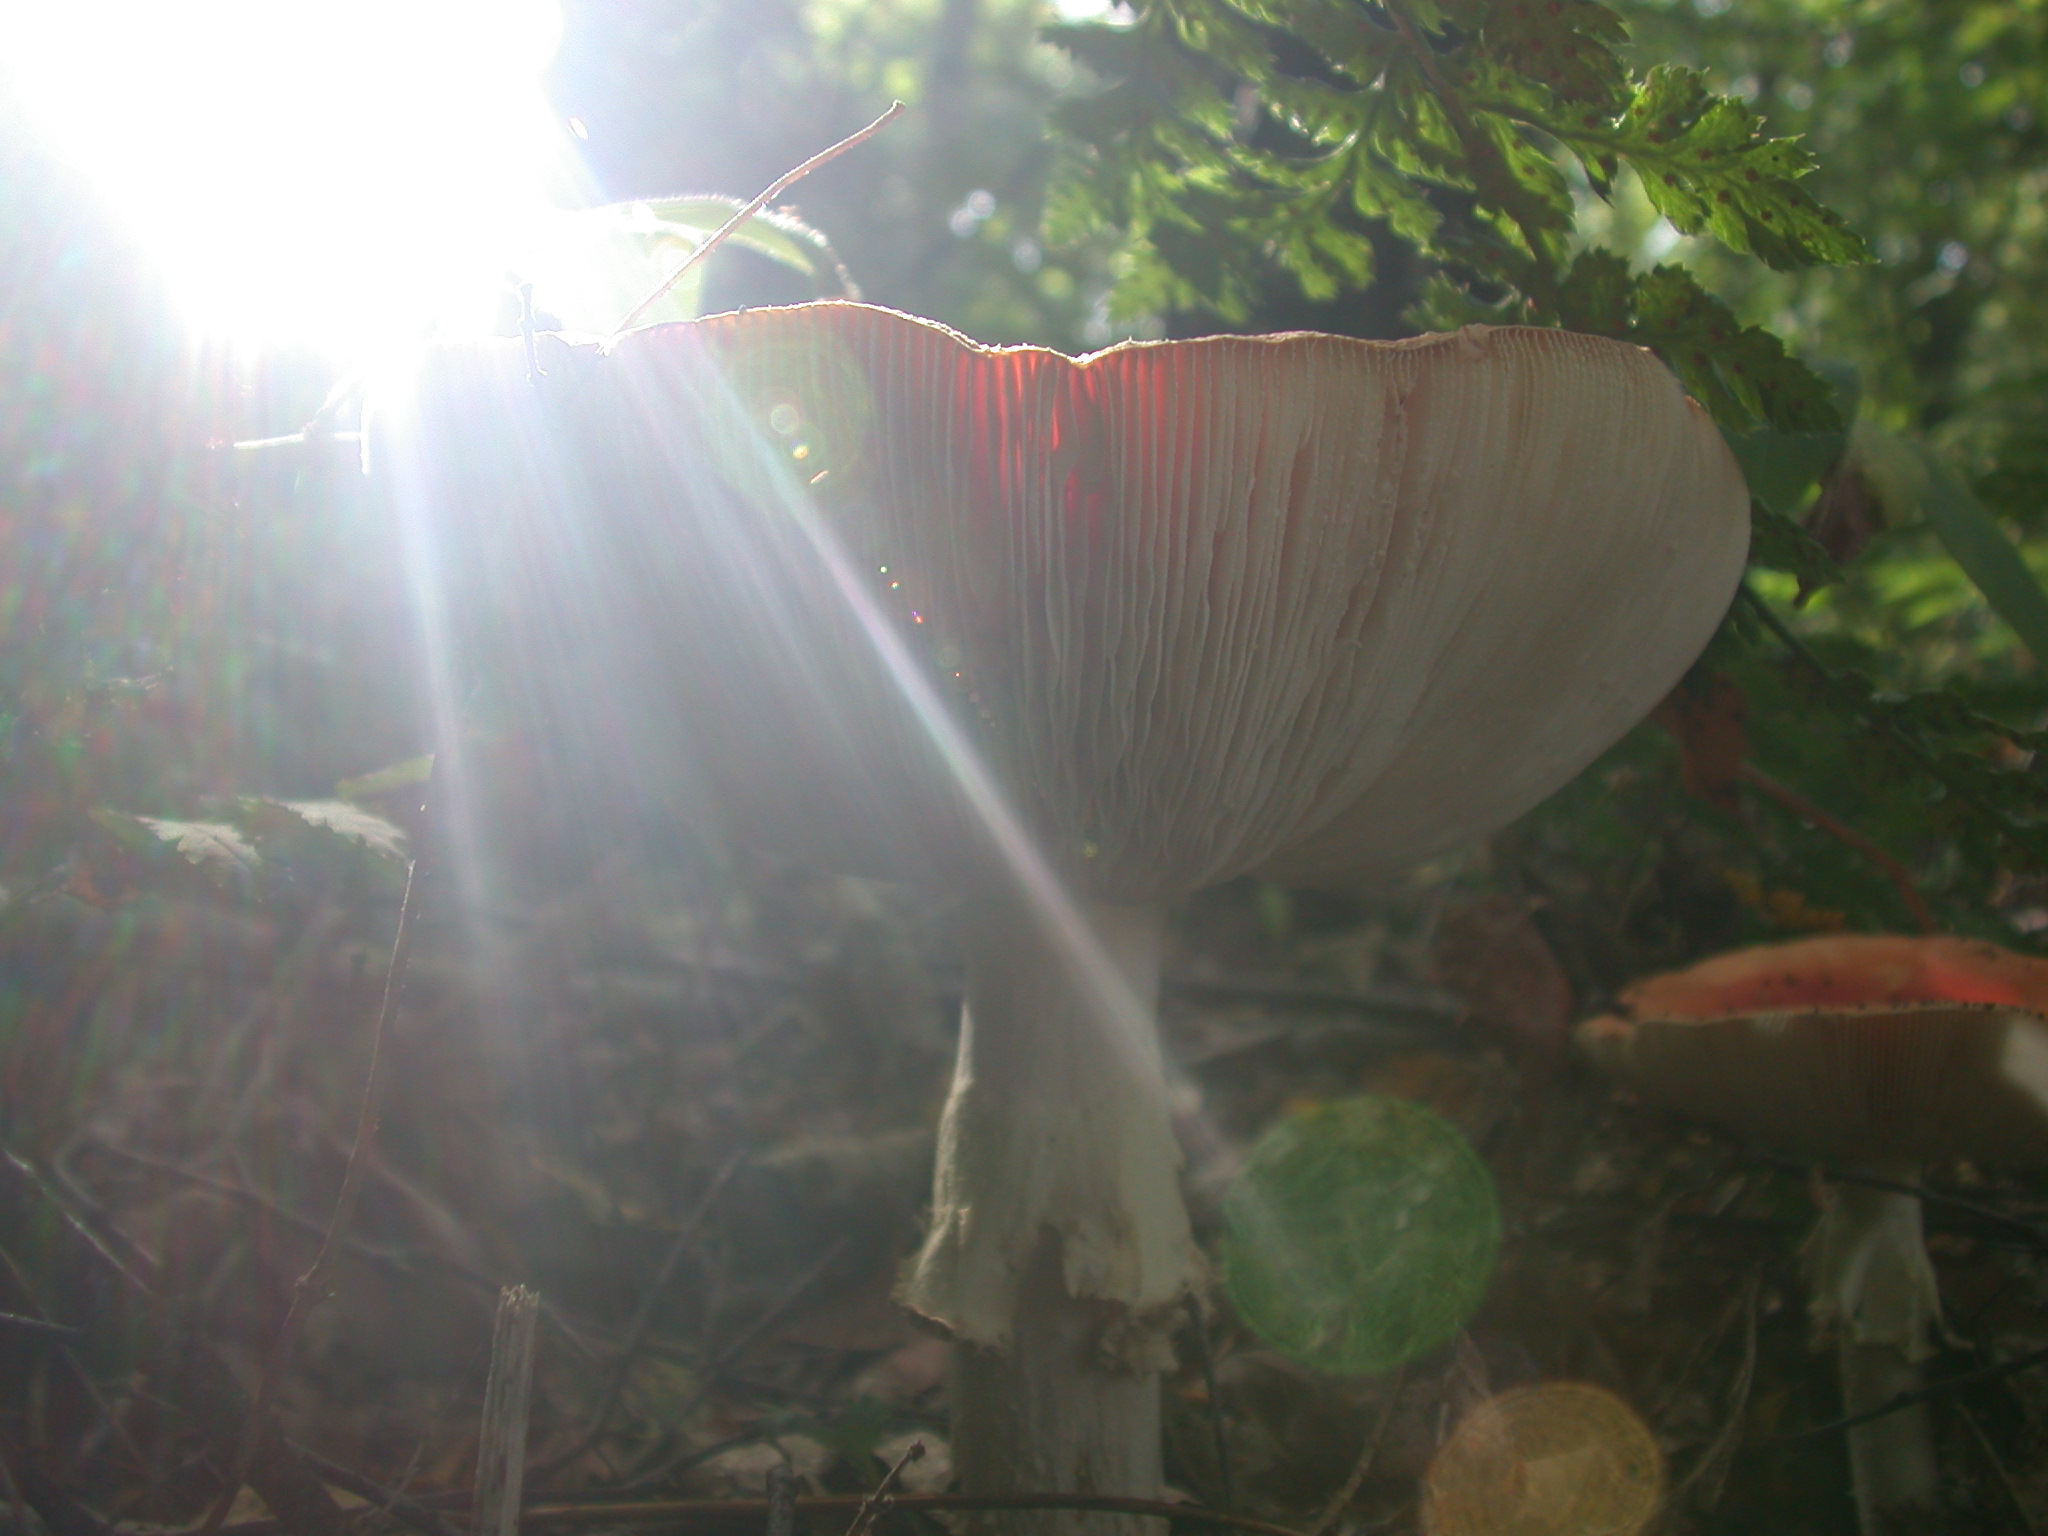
[1581,933,2048,1536]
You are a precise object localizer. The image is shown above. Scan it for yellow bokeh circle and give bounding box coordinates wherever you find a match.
[1425,1382,1663,1536]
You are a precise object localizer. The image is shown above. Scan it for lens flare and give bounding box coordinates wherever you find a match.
[1221,1095,1500,1375]
[0,0,574,355]
[1426,1382,1664,1536]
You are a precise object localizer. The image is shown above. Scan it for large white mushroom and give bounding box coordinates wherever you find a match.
[374,302,1748,1532]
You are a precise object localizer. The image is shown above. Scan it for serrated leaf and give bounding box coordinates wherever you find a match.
[1747,502,1842,589]
[93,808,259,878]
[255,798,410,862]
[1604,66,1866,270]
[1621,265,1840,433]
[336,753,434,801]
[1445,0,1629,112]
[1726,426,1846,516]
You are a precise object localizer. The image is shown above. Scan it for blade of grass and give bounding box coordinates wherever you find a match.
[1856,426,2048,663]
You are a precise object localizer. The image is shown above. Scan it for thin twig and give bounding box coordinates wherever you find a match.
[220,1493,1307,1536]
[1957,1398,2042,1536]
[286,1445,463,1536]
[0,1309,80,1339]
[603,1238,853,1492]
[843,1440,923,1536]
[194,851,427,1536]
[1736,762,1938,932]
[1739,585,2048,865]
[0,1242,150,1475]
[2,1152,159,1297]
[609,102,906,340]
[1775,1343,2048,1441]
[542,1152,745,1472]
[1304,1363,1406,1536]
[1184,1295,1237,1513]
[1673,1268,1759,1513]
[1753,1156,2048,1249]
[683,1239,850,1403]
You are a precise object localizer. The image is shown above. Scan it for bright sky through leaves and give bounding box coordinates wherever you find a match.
[0,0,573,355]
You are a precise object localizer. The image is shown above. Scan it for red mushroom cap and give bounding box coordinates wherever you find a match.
[1580,934,2048,1168]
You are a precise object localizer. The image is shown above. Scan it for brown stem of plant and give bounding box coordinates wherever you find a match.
[527,1151,744,1480]
[220,1493,1308,1536]
[609,101,906,339]
[193,851,427,1536]
[1735,762,1938,933]
[1738,585,2048,867]
[843,1440,924,1536]
[1304,1361,1406,1536]
[1379,0,1563,316]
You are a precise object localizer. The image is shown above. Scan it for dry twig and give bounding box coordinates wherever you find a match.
[609,102,906,338]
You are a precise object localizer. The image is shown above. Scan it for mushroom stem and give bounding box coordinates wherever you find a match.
[904,896,1195,1536]
[1806,1172,1947,1535]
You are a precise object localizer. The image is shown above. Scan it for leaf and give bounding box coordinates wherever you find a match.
[1748,503,1844,590]
[636,196,846,284]
[1853,427,2048,664]
[1623,264,1840,433]
[336,753,434,801]
[252,798,409,862]
[1602,66,1867,271]
[1725,426,1846,517]
[515,198,850,336]
[1443,0,1629,112]
[93,808,259,879]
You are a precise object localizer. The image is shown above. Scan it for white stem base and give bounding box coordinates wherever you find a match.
[951,1238,1167,1536]
[901,896,1196,1535]
[902,897,1197,1344]
[1804,1173,1949,1535]
[1838,1338,1943,1536]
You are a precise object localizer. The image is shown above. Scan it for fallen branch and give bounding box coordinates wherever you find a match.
[1776,1342,2048,1442]
[219,1492,1307,1536]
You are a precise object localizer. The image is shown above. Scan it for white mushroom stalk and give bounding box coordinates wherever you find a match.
[374,302,1749,1535]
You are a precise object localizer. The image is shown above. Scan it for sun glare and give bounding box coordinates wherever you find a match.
[0,0,575,357]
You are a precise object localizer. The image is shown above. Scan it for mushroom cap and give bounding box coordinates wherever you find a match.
[1579,935,2048,1169]
[383,302,1748,899]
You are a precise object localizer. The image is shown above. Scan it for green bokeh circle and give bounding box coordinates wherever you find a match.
[1220,1095,1501,1375]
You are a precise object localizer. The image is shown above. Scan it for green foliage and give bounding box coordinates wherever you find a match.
[1044,0,2048,948]
[1851,426,2048,666]
[241,797,411,864]
[90,809,259,883]
[1044,0,1862,433]
[1590,65,1864,269]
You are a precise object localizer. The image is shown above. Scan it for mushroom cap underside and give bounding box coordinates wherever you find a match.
[388,302,1749,899]
[1579,1003,2048,1169]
